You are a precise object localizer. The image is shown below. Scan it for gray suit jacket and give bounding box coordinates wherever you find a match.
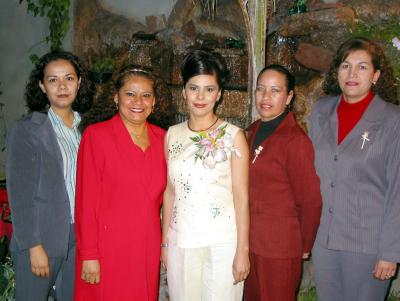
[6,112,71,258]
[309,95,400,263]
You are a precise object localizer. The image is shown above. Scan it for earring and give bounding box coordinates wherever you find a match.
[115,102,118,110]
[152,105,155,113]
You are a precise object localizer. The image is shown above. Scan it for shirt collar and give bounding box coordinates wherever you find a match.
[48,107,81,129]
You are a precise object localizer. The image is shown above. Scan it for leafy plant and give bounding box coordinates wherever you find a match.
[0,256,15,301]
[297,286,317,301]
[92,57,115,74]
[297,285,400,301]
[288,0,307,16]
[347,18,400,90]
[387,290,400,301]
[85,44,121,74]
[19,0,71,51]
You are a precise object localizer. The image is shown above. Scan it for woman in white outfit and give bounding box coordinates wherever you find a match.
[161,49,250,301]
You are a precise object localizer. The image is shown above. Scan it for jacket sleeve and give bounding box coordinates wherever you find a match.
[6,121,41,250]
[286,134,322,254]
[75,128,104,260]
[378,118,400,263]
[308,98,323,142]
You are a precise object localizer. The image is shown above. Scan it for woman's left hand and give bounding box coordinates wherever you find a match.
[373,260,397,280]
[232,250,250,284]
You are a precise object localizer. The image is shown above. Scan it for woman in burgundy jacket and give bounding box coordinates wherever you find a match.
[244,65,322,301]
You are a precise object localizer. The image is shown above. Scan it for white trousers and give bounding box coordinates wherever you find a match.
[167,240,244,301]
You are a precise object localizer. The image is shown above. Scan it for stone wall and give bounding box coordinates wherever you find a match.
[266,0,400,132]
[74,0,251,129]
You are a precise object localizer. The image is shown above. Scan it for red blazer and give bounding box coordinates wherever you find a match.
[248,112,322,258]
[74,115,166,301]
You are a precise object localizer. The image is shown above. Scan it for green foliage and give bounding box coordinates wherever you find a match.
[19,0,71,51]
[28,54,40,66]
[92,57,115,74]
[288,0,307,16]
[297,286,400,301]
[347,19,400,87]
[0,257,15,301]
[298,286,317,301]
[387,290,400,301]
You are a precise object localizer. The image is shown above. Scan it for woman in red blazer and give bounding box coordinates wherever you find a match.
[74,65,166,301]
[244,65,322,301]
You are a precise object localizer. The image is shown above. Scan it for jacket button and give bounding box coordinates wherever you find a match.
[334,155,338,161]
[330,182,335,188]
[329,208,333,213]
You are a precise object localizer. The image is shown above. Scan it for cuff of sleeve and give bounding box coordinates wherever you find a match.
[377,252,400,264]
[302,239,314,255]
[15,236,42,251]
[78,249,100,261]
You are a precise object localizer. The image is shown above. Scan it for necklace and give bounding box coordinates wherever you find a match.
[187,116,219,132]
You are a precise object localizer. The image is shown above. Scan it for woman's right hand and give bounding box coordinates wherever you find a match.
[160,246,168,271]
[82,260,101,284]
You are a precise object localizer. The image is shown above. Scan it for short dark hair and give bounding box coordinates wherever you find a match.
[181,49,229,89]
[24,51,94,113]
[114,65,155,92]
[80,64,175,131]
[323,37,398,104]
[80,64,155,131]
[257,64,295,92]
[256,64,295,110]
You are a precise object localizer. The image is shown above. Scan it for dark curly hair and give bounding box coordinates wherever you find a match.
[24,50,94,113]
[80,64,175,131]
[323,37,398,104]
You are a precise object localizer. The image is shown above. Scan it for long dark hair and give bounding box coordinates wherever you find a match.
[323,37,398,104]
[25,50,94,113]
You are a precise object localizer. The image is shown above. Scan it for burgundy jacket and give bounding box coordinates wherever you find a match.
[248,112,322,258]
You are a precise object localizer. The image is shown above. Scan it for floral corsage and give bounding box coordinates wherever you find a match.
[190,124,241,169]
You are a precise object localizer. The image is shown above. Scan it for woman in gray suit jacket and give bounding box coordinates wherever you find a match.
[309,37,400,301]
[6,51,93,301]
